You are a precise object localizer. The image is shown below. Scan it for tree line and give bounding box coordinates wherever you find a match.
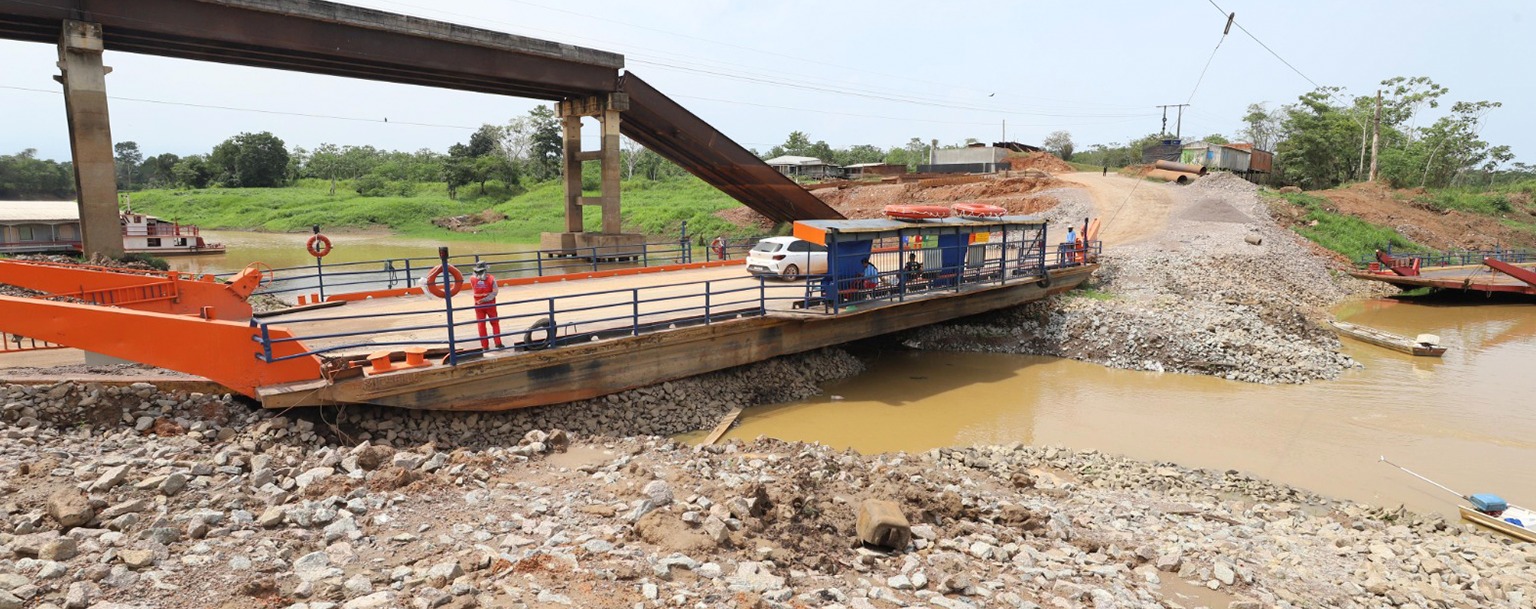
[1,105,701,200]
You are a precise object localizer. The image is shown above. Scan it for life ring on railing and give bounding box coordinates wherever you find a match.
[951,203,1008,219]
[709,236,727,259]
[423,264,464,298]
[524,317,555,350]
[305,234,333,258]
[883,205,952,220]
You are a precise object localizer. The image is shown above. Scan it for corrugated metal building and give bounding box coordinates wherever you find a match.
[764,155,842,180]
[1181,142,1251,172]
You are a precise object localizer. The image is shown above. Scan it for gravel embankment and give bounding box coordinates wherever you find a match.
[906,173,1397,384]
[2,382,1532,609]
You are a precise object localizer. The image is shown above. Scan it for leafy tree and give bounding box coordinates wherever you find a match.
[0,149,75,199]
[765,131,814,159]
[1042,131,1074,161]
[466,124,500,158]
[1276,88,1362,188]
[209,132,290,187]
[139,153,180,187]
[526,106,562,182]
[1201,133,1231,145]
[471,154,515,195]
[114,141,142,190]
[833,144,886,167]
[171,155,214,189]
[307,143,344,195]
[441,153,473,199]
[1239,103,1283,151]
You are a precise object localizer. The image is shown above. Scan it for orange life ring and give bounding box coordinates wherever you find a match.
[710,237,726,258]
[883,205,952,220]
[951,203,1008,219]
[306,234,333,258]
[424,264,465,298]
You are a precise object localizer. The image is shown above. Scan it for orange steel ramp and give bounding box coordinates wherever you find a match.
[0,295,322,397]
[0,259,267,319]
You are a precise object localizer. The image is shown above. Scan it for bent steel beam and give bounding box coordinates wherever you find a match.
[619,72,845,223]
[1484,258,1536,291]
[0,295,322,397]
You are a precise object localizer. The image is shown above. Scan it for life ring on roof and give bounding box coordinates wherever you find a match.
[883,205,952,220]
[951,203,1008,219]
[305,234,333,258]
[423,264,464,298]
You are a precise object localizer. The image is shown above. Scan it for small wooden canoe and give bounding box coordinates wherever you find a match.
[1329,320,1447,357]
[1459,504,1536,543]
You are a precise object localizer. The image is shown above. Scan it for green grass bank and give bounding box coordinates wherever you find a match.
[129,177,764,243]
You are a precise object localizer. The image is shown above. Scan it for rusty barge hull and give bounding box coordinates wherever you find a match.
[264,265,1095,411]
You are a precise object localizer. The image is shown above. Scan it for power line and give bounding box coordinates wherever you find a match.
[373,0,1152,112]
[1202,0,1321,90]
[0,84,479,130]
[1186,13,1231,105]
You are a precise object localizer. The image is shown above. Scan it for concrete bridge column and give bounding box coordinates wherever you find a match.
[540,93,643,260]
[55,20,122,259]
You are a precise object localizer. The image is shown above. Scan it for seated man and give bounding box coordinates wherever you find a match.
[859,257,885,291]
[903,253,923,282]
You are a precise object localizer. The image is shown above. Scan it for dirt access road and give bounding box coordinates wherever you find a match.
[1057,171,1178,247]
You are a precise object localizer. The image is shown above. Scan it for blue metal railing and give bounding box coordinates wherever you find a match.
[227,234,696,299]
[251,233,1079,364]
[252,273,789,364]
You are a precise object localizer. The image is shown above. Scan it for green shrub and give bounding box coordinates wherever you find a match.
[118,252,170,270]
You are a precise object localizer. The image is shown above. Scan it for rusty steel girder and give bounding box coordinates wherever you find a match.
[620,72,845,223]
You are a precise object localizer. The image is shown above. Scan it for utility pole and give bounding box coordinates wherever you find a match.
[1368,89,1382,182]
[1001,119,1006,144]
[1155,104,1191,140]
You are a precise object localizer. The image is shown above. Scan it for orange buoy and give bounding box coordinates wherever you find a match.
[883,205,952,220]
[424,264,465,298]
[951,203,1008,219]
[305,234,333,258]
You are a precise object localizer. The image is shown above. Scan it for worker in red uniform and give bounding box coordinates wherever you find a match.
[470,261,505,350]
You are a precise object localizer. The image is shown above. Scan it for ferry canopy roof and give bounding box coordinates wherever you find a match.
[0,201,80,223]
[793,215,1043,245]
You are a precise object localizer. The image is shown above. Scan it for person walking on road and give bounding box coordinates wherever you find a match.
[470,261,505,350]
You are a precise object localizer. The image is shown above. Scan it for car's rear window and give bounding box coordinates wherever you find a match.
[751,242,784,253]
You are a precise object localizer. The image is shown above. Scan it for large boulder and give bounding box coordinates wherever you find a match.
[46,488,94,529]
[856,499,912,551]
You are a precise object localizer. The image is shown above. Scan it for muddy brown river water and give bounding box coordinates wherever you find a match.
[721,299,1536,517]
[163,232,1532,516]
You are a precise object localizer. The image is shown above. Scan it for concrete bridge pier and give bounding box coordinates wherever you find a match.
[541,93,645,260]
[55,19,122,259]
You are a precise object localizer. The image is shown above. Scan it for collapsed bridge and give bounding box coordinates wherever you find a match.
[0,0,844,259]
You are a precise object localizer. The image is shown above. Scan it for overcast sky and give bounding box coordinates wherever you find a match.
[2,0,1532,164]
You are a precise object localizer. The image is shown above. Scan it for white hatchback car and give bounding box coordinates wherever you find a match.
[745,236,828,280]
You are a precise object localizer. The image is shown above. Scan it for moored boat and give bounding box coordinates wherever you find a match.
[1382,456,1535,544]
[121,212,226,256]
[1329,319,1446,356]
[1458,504,1536,543]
